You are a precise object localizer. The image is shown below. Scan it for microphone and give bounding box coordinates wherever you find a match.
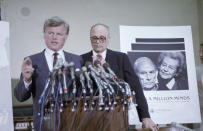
[103,62,126,100]
[38,78,50,116]
[75,68,87,111]
[85,61,100,76]
[67,62,76,112]
[171,122,194,131]
[94,60,117,108]
[67,62,75,80]
[81,66,91,84]
[94,60,109,78]
[61,61,69,104]
[93,60,108,81]
[49,58,64,112]
[50,58,64,94]
[94,60,115,94]
[53,58,64,71]
[81,66,94,109]
[103,63,117,79]
[57,69,64,109]
[75,68,86,95]
[88,66,104,107]
[81,66,93,93]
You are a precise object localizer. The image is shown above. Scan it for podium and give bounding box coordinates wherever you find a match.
[44,97,129,131]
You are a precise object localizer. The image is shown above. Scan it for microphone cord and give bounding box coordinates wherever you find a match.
[53,81,61,131]
[39,78,49,131]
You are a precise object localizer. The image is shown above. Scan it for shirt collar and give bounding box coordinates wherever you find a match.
[166,78,175,90]
[92,49,107,60]
[45,47,64,57]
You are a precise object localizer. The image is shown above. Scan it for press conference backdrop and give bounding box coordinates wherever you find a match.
[120,26,201,125]
[0,22,14,130]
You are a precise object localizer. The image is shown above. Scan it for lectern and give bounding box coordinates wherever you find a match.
[44,97,129,131]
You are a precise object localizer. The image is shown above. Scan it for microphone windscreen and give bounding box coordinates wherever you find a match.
[103,63,110,69]
[93,60,101,67]
[68,61,75,67]
[63,61,69,68]
[85,61,92,68]
[82,66,87,72]
[75,68,83,78]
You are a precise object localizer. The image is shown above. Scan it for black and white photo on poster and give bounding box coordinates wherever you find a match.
[120,26,201,124]
[128,51,189,91]
[128,37,188,91]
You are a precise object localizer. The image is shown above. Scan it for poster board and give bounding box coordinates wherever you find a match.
[0,21,14,130]
[120,26,201,124]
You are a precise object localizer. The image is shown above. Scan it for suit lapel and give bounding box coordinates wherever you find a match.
[87,51,93,62]
[64,51,72,87]
[105,49,114,68]
[39,50,50,78]
[64,51,71,63]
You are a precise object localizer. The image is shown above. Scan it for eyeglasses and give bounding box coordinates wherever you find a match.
[90,36,106,43]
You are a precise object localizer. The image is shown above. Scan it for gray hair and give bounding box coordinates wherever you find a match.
[157,52,185,76]
[134,57,156,73]
[43,16,70,35]
[90,23,110,38]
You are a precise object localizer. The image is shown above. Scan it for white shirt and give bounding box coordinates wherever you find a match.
[24,48,66,88]
[92,49,107,60]
[44,47,65,71]
[166,78,175,90]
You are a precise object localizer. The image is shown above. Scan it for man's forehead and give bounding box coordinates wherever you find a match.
[138,62,156,70]
[91,26,108,34]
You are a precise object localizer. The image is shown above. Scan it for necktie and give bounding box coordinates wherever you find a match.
[96,54,103,62]
[53,52,59,92]
[53,52,58,67]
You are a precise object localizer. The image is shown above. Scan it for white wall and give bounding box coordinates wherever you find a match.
[198,0,203,47]
[1,0,200,78]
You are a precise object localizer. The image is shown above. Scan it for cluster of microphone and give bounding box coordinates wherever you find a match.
[38,58,136,117]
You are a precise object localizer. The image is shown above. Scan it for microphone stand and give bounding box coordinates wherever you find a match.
[71,79,77,112]
[89,70,104,110]
[61,67,69,107]
[82,67,94,110]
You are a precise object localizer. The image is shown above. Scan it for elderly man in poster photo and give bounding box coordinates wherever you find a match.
[81,23,158,131]
[134,57,158,91]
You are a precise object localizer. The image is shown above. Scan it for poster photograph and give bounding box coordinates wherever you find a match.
[120,26,201,125]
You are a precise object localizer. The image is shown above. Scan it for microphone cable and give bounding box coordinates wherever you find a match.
[39,78,49,131]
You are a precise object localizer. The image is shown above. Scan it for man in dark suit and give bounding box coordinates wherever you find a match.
[14,16,83,131]
[81,23,158,131]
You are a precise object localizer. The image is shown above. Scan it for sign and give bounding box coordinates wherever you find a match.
[120,26,201,124]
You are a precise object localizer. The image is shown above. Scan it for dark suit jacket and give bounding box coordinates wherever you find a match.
[81,49,150,120]
[14,50,83,131]
[157,75,189,90]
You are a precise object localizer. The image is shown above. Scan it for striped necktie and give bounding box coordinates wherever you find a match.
[53,52,58,67]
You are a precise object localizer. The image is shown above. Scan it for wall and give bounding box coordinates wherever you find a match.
[1,0,200,78]
[198,0,203,50]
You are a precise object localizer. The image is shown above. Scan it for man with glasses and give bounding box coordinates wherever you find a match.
[81,23,158,131]
[157,52,188,90]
